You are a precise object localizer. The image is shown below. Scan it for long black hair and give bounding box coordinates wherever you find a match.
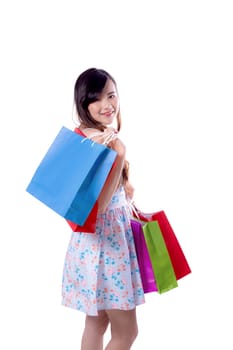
[74,68,121,132]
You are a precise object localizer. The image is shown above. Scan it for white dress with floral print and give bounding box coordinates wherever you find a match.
[61,185,145,316]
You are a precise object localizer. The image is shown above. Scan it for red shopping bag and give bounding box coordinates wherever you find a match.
[66,201,98,233]
[135,210,191,280]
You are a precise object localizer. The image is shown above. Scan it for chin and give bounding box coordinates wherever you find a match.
[104,118,114,125]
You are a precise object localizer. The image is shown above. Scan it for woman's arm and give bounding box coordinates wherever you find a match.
[97,137,126,213]
[80,127,126,213]
[124,180,135,201]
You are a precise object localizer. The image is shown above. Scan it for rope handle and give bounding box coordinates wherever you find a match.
[128,200,140,219]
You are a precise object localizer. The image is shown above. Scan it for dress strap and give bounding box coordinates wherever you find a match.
[74,127,86,137]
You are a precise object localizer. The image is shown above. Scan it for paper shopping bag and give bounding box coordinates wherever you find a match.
[65,127,98,233]
[26,126,117,225]
[66,201,98,233]
[143,221,178,294]
[137,210,191,280]
[130,219,157,293]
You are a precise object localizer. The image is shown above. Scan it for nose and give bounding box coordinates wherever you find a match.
[102,99,113,111]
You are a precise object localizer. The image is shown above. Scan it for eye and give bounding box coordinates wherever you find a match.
[109,93,116,99]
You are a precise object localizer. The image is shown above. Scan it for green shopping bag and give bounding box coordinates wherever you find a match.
[143,221,178,294]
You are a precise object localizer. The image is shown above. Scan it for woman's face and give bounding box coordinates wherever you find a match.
[87,79,120,126]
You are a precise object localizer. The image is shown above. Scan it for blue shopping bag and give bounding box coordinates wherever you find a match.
[26,126,117,225]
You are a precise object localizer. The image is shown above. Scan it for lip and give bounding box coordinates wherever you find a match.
[102,111,114,117]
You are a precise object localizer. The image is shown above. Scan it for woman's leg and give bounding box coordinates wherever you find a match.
[81,310,109,350]
[105,308,138,350]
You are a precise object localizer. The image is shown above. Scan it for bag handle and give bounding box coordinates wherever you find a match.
[128,200,140,219]
[81,128,118,146]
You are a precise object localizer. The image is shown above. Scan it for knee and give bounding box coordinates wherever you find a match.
[127,324,138,344]
[116,323,138,346]
[97,317,109,335]
[85,313,109,336]
[107,309,139,346]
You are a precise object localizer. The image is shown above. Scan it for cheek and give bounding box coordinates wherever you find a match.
[114,99,120,112]
[88,104,98,117]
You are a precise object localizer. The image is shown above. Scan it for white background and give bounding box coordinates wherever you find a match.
[0,0,232,349]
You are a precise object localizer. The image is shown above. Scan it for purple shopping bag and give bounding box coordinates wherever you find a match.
[131,219,157,293]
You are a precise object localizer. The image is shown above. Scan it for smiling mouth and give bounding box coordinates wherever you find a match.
[102,111,114,117]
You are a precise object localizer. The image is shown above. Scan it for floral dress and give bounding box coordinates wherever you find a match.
[61,185,145,316]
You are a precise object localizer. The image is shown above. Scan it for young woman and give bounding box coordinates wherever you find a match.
[62,68,145,350]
